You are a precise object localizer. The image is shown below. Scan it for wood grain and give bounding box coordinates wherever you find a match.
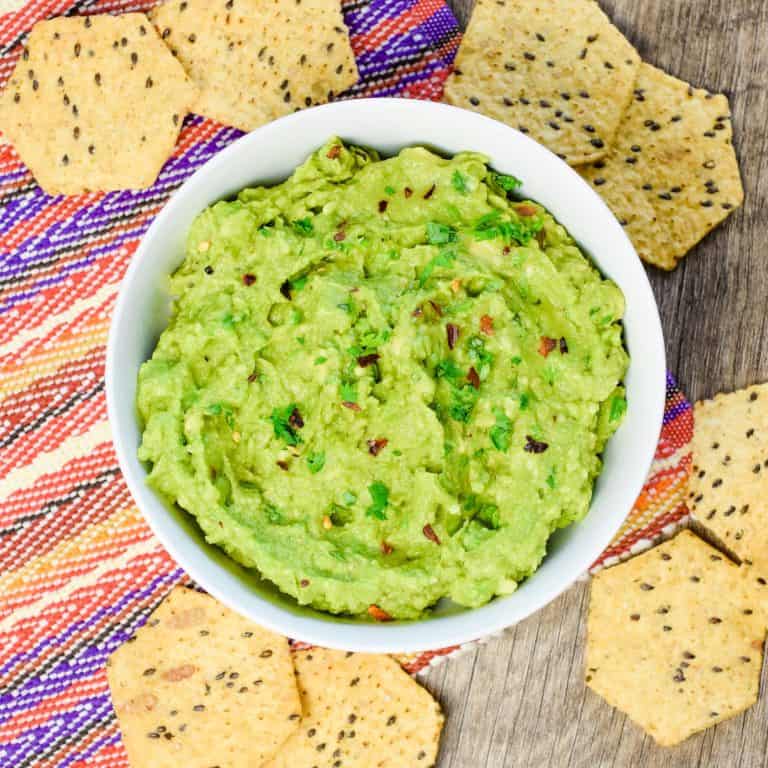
[426,1,768,765]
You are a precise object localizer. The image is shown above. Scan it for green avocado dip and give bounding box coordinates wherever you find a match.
[137,138,629,620]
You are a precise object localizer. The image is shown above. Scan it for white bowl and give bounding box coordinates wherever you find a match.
[107,98,665,653]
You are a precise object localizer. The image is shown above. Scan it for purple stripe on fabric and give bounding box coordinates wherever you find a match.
[0,566,183,690]
[57,724,122,768]
[0,692,115,766]
[663,398,691,425]
[345,0,420,35]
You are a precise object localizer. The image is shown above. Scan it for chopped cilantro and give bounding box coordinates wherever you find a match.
[340,379,358,403]
[468,335,494,379]
[519,392,530,411]
[269,403,303,446]
[492,172,523,192]
[426,221,458,245]
[291,218,314,237]
[221,313,235,328]
[449,383,479,423]
[609,395,627,422]
[472,210,542,245]
[258,224,274,237]
[296,336,305,345]
[265,505,284,524]
[314,356,327,365]
[435,358,464,381]
[366,481,389,520]
[476,504,500,529]
[546,468,557,489]
[418,246,457,287]
[451,170,469,194]
[490,408,512,452]
[289,275,308,293]
[206,403,222,416]
[511,355,522,365]
[385,185,396,195]
[393,449,403,457]
[341,490,357,506]
[306,451,326,474]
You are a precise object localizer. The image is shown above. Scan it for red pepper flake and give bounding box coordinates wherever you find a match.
[276,460,289,471]
[327,145,341,159]
[380,541,393,555]
[422,524,441,545]
[342,401,361,411]
[247,371,258,382]
[446,323,460,349]
[242,273,256,286]
[559,337,568,354]
[288,408,304,429]
[538,336,556,356]
[480,314,494,335]
[429,300,443,317]
[300,578,310,587]
[404,187,413,198]
[367,437,389,456]
[333,230,346,242]
[502,246,511,254]
[524,435,549,453]
[368,604,393,622]
[536,229,547,247]
[412,306,423,318]
[357,353,380,367]
[467,367,480,390]
[423,183,436,199]
[378,200,388,213]
[515,204,538,217]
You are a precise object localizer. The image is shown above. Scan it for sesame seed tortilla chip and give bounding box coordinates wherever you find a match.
[689,383,768,573]
[442,0,640,165]
[149,0,358,132]
[587,530,766,747]
[579,62,743,270]
[106,587,301,768]
[263,648,444,768]
[0,14,196,195]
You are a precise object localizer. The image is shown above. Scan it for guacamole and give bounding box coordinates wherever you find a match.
[137,138,629,620]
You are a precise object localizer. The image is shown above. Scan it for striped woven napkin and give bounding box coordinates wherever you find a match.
[0,2,691,765]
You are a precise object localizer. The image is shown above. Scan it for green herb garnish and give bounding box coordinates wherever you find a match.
[341,490,357,506]
[426,221,458,245]
[493,172,523,192]
[314,356,327,365]
[385,185,396,195]
[366,481,389,520]
[291,218,314,237]
[451,170,468,194]
[418,246,457,287]
[609,395,627,422]
[490,408,512,452]
[269,403,303,446]
[306,451,326,474]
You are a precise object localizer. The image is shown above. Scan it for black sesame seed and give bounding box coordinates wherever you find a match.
[387,715,397,726]
[549,121,560,130]
[546,60,554,67]
[146,76,153,88]
[503,97,513,106]
[579,90,589,98]
[308,728,317,737]
[193,705,205,711]
[74,42,81,57]
[32,79,38,90]
[519,126,529,134]
[671,115,682,122]
[62,154,69,165]
[204,265,214,275]
[593,178,605,186]
[709,617,722,624]
[587,34,598,43]
[469,96,480,106]
[348,714,357,723]
[625,157,637,164]
[172,114,179,125]
[524,52,535,60]
[722,202,733,209]
[670,186,681,193]
[661,553,672,561]
[630,613,640,621]
[504,62,516,71]
[316,743,326,752]
[260,649,273,658]
[162,28,171,38]
[604,61,614,69]
[583,124,595,133]
[579,48,587,59]
[658,192,672,201]
[704,130,716,137]
[284,92,291,103]
[536,32,545,41]
[590,138,604,148]
[94,73,101,85]
[148,732,160,739]
[539,99,551,108]
[712,666,723,673]
[13,92,20,102]
[662,625,672,632]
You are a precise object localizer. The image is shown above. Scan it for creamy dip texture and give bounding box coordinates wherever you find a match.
[137,139,629,620]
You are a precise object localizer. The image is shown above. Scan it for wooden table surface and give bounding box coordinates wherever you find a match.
[425,1,768,766]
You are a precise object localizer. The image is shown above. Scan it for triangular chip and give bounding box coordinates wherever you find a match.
[579,62,743,269]
[587,530,765,746]
[263,648,444,767]
[149,0,358,132]
[107,587,301,768]
[689,383,768,569]
[0,14,196,195]
[442,0,640,165]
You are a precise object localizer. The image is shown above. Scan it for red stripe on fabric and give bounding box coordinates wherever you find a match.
[0,442,116,527]
[70,741,127,768]
[350,0,443,54]
[591,502,690,569]
[1,673,111,742]
[0,547,179,675]
[655,410,694,459]
[0,388,107,481]
[0,515,153,623]
[0,469,131,573]
[400,645,460,674]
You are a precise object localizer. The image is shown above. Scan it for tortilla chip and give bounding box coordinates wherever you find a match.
[0,14,196,195]
[586,530,765,746]
[263,648,444,768]
[107,587,301,768]
[689,383,768,567]
[579,62,743,269]
[442,0,640,165]
[149,0,358,132]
